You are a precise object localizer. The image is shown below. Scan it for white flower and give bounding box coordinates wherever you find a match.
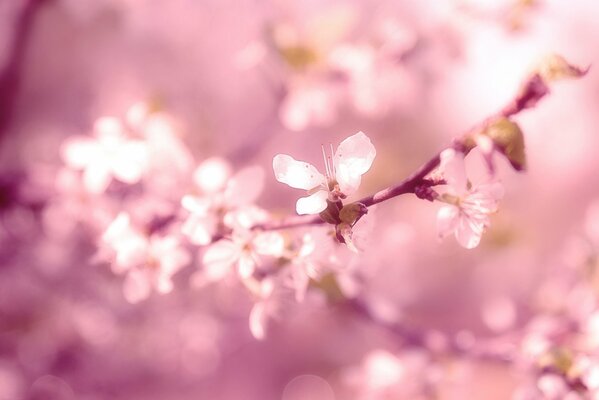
[201,227,285,282]
[60,117,148,193]
[436,149,504,249]
[248,278,277,340]
[272,131,376,215]
[181,160,265,245]
[101,213,190,303]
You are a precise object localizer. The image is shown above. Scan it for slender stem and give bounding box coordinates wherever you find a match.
[346,297,515,363]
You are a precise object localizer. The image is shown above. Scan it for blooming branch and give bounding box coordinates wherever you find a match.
[257,70,557,233]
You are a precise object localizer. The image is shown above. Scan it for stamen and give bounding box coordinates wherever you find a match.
[321,144,330,179]
[329,143,336,179]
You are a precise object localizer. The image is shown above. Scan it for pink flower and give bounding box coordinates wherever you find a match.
[288,233,321,302]
[436,149,504,249]
[102,213,190,303]
[284,228,362,301]
[272,131,376,215]
[60,117,148,193]
[201,231,285,282]
[181,159,264,245]
[279,78,341,132]
[248,278,278,340]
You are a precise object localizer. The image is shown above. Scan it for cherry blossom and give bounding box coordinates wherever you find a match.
[342,349,434,400]
[101,213,190,303]
[60,117,148,193]
[436,149,504,249]
[272,131,376,215]
[200,209,285,282]
[181,159,265,245]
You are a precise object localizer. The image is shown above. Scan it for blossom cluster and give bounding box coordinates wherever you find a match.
[52,88,528,343]
[2,1,598,399]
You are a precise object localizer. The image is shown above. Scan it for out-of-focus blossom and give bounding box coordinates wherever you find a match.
[273,131,376,215]
[279,78,341,132]
[201,218,284,282]
[342,349,434,399]
[436,149,504,249]
[101,212,190,302]
[60,117,148,193]
[248,278,277,340]
[181,159,264,245]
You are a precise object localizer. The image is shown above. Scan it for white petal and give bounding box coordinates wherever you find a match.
[193,157,232,194]
[249,302,268,340]
[437,205,459,239]
[82,162,112,193]
[253,232,285,257]
[181,214,216,245]
[440,149,467,193]
[224,206,269,230]
[238,253,256,279]
[112,141,147,184]
[225,166,265,207]
[333,131,376,194]
[202,240,239,281]
[60,136,98,169]
[181,195,211,216]
[475,182,505,203]
[273,154,325,190]
[155,275,174,294]
[296,190,329,215]
[455,214,485,249]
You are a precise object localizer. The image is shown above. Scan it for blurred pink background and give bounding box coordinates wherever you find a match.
[0,1,598,399]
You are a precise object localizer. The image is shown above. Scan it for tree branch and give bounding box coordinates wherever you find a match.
[0,0,51,142]
[252,72,550,231]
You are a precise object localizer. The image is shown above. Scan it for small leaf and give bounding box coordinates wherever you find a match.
[339,202,368,226]
[485,118,527,171]
[536,54,589,83]
[319,200,342,225]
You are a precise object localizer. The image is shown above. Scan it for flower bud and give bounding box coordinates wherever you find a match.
[536,54,589,83]
[339,202,368,226]
[485,118,527,171]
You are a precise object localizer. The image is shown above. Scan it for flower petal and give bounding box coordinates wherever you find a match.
[60,136,98,169]
[273,154,325,190]
[333,131,376,194]
[249,301,268,340]
[437,205,459,239]
[202,240,239,281]
[296,190,329,215]
[253,232,285,257]
[440,149,467,194]
[455,214,485,249]
[238,253,256,279]
[193,157,232,193]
